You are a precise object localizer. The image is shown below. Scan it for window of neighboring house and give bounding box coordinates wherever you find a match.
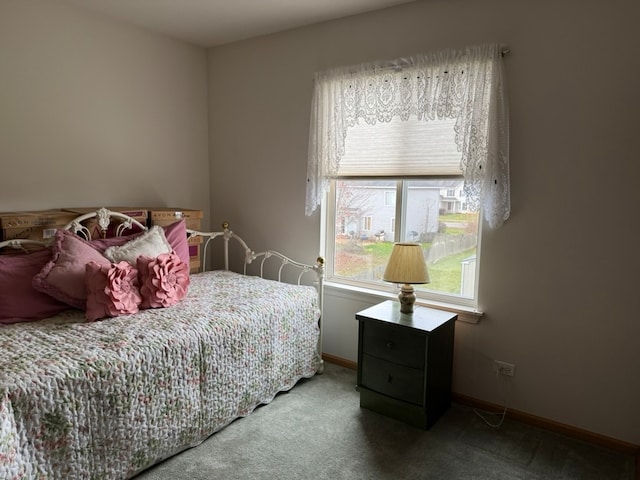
[362,216,372,231]
[384,191,395,207]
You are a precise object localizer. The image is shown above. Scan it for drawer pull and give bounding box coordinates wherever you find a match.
[386,342,394,349]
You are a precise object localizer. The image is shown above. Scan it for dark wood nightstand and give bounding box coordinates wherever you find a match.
[355,300,456,429]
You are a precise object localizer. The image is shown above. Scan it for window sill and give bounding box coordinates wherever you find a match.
[324,281,483,324]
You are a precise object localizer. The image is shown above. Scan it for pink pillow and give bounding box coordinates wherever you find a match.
[90,220,190,267]
[85,261,142,322]
[89,233,139,251]
[32,230,111,309]
[137,252,190,309]
[161,220,190,267]
[0,249,69,324]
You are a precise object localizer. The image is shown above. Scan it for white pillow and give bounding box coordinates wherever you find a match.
[104,226,172,264]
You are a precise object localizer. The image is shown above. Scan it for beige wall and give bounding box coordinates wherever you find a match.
[0,0,210,226]
[209,0,640,444]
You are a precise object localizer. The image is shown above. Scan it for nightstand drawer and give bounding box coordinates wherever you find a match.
[361,353,424,405]
[362,322,425,368]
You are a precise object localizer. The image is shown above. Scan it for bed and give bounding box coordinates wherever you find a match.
[0,208,324,480]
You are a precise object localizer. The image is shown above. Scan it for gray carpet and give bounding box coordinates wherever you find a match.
[135,362,636,480]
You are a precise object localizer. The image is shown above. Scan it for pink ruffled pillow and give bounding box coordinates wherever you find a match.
[85,261,142,322]
[137,252,190,309]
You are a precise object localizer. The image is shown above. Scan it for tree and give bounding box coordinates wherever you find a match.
[335,180,371,239]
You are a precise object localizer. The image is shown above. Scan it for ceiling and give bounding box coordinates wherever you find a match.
[60,0,417,48]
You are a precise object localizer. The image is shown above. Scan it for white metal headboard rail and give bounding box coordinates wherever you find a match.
[0,239,49,252]
[65,207,148,240]
[188,221,325,372]
[189,221,325,280]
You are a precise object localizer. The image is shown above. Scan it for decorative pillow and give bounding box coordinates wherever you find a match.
[159,220,190,267]
[88,221,146,242]
[137,252,190,309]
[85,261,142,322]
[32,230,111,309]
[0,248,69,324]
[89,232,139,251]
[90,220,190,266]
[104,226,172,265]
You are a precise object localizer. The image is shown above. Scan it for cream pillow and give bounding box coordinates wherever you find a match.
[104,226,172,265]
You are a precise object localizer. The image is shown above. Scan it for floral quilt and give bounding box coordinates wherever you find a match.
[0,270,321,480]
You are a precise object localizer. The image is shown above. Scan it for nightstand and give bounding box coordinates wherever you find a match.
[355,300,456,429]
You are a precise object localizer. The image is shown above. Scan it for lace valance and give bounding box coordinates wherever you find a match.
[305,43,510,228]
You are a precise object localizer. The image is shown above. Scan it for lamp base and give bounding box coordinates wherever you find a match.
[398,284,416,314]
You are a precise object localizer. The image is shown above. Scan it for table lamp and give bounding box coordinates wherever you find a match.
[382,242,430,314]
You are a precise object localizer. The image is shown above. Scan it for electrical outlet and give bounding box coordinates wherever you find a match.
[494,360,515,376]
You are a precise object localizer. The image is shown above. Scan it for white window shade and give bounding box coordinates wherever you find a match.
[337,117,462,177]
[306,43,510,229]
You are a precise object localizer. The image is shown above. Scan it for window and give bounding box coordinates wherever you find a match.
[327,173,480,308]
[324,115,482,307]
[306,44,509,311]
[384,191,395,207]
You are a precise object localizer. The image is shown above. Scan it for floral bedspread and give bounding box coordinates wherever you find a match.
[0,270,321,480]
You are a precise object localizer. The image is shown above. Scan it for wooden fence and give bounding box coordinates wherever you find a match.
[425,234,477,263]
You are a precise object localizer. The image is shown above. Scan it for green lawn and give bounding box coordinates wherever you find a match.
[421,248,476,294]
[363,241,395,258]
[441,213,478,222]
[335,240,474,295]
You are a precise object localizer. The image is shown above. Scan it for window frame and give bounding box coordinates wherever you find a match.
[323,177,482,311]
